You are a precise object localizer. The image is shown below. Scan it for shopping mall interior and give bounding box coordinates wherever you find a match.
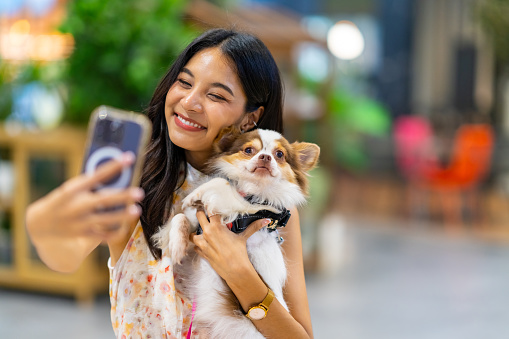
[1,0,509,338]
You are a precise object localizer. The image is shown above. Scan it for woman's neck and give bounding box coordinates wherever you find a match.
[185,150,211,172]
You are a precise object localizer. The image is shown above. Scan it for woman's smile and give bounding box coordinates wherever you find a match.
[174,113,206,131]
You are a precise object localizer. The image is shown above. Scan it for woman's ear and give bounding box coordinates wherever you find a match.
[239,106,264,132]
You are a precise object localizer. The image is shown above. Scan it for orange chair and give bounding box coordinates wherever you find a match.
[424,124,494,228]
[394,117,495,229]
[424,124,494,190]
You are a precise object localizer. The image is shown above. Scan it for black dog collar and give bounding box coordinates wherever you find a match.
[226,207,291,234]
[226,194,291,234]
[195,194,291,237]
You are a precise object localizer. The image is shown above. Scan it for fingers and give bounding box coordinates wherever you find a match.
[189,232,201,245]
[189,232,209,257]
[242,218,271,239]
[80,187,145,214]
[62,152,135,195]
[82,204,141,235]
[192,210,222,250]
[195,210,270,240]
[195,210,222,229]
[196,210,209,227]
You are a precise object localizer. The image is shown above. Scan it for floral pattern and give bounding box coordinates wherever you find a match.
[109,165,207,338]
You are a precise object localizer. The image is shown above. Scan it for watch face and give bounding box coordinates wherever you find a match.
[248,307,266,320]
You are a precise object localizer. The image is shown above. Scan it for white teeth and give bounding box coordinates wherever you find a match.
[177,115,203,129]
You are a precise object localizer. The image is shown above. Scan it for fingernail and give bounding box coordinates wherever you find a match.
[262,219,271,226]
[131,188,145,200]
[122,152,135,164]
[128,205,141,215]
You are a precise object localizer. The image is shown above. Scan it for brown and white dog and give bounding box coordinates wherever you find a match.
[154,127,320,338]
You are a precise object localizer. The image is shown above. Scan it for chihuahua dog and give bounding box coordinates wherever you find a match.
[154,127,319,338]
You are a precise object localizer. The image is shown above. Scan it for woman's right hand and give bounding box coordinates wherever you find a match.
[26,152,144,271]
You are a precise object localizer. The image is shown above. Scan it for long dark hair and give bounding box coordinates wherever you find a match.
[140,28,284,259]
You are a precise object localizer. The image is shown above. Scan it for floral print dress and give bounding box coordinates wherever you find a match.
[109,165,207,338]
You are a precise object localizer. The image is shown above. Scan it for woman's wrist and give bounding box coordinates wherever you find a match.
[225,262,269,312]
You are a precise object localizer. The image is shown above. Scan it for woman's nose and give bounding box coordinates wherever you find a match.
[181,89,203,113]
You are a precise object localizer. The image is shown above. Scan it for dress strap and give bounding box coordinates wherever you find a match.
[186,297,197,339]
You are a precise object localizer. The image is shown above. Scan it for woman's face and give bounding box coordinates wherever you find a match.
[165,47,248,167]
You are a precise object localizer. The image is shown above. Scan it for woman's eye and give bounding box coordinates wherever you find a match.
[178,79,191,87]
[209,94,226,101]
[244,147,253,154]
[275,150,284,159]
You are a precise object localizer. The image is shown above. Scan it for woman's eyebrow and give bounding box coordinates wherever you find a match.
[182,67,194,77]
[181,67,234,97]
[211,82,234,97]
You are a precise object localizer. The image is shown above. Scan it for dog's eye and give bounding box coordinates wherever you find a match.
[275,150,284,159]
[244,147,254,154]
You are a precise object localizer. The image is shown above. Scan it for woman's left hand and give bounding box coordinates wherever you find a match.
[190,209,314,338]
[190,210,270,283]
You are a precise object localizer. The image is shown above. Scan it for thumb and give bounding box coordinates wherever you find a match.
[242,218,271,239]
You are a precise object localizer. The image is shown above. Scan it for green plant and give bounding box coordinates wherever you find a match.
[59,0,198,124]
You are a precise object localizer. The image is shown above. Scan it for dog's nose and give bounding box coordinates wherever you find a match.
[258,153,271,162]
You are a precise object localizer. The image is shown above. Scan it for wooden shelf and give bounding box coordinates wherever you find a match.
[0,124,109,303]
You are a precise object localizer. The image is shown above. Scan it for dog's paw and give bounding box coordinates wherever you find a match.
[182,178,231,210]
[167,214,191,265]
[182,190,202,210]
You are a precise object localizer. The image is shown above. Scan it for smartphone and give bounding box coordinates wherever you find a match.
[82,106,152,192]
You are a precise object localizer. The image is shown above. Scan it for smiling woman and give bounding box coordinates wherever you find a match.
[26,28,313,339]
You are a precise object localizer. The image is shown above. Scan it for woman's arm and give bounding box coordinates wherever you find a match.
[279,207,314,336]
[26,153,143,273]
[191,207,313,338]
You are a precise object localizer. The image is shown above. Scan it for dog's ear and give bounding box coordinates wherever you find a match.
[291,142,320,172]
[214,125,242,153]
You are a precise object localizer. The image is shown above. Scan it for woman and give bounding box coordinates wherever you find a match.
[26,28,313,338]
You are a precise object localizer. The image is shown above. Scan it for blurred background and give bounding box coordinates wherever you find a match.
[2,0,509,338]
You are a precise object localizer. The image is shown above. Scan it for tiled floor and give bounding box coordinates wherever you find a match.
[2,216,509,339]
[0,290,113,338]
[308,217,509,339]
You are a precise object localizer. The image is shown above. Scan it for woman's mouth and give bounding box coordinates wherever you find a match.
[174,113,206,131]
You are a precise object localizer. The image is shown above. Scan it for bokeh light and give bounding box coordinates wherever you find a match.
[327,20,365,60]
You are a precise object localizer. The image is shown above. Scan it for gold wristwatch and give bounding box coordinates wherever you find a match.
[245,287,274,320]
